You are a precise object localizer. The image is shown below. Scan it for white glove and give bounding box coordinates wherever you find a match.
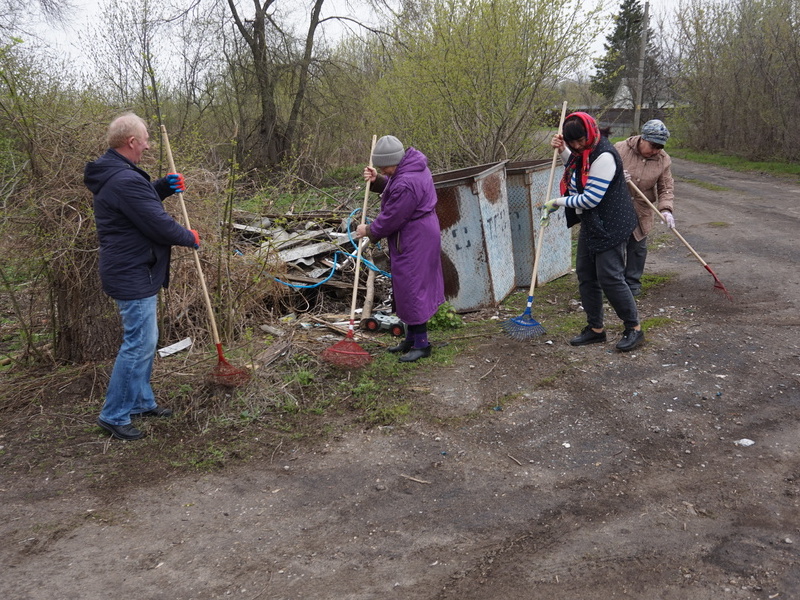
[623,169,631,182]
[661,211,675,228]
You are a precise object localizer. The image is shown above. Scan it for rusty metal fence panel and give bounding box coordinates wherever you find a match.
[506,160,572,287]
[433,161,515,312]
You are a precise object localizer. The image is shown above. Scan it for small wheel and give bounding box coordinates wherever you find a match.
[363,317,379,331]
[389,323,405,337]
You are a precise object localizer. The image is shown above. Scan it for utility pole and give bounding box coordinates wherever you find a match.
[633,1,650,133]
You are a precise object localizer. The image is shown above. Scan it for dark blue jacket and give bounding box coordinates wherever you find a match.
[84,149,196,300]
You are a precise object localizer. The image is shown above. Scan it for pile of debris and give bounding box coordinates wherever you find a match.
[229,208,394,322]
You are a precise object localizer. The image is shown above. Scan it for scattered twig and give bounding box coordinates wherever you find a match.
[479,361,498,380]
[270,440,283,465]
[507,453,522,466]
[305,314,351,336]
[400,474,431,485]
[305,314,388,347]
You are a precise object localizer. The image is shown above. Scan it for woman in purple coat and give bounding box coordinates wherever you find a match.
[355,135,445,362]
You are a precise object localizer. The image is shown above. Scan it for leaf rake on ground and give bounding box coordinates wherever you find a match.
[627,180,733,302]
[502,100,568,340]
[321,136,377,369]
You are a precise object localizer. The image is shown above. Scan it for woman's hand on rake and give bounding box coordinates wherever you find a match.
[541,199,560,226]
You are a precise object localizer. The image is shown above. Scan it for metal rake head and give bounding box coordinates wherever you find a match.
[501,314,546,340]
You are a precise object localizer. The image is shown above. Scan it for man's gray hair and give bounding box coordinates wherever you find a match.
[107,112,148,149]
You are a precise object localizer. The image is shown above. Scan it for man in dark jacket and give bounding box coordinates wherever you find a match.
[84,113,198,440]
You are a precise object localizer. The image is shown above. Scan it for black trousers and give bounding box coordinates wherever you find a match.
[624,234,648,295]
[576,233,639,330]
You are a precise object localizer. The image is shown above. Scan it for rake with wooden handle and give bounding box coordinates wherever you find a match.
[627,179,733,301]
[161,125,251,386]
[502,101,569,339]
[321,135,378,368]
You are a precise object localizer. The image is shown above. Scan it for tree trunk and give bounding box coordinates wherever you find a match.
[51,232,120,363]
[226,0,323,169]
[285,0,324,156]
[53,266,121,363]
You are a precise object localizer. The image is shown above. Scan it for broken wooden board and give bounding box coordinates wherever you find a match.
[253,338,292,369]
[277,241,339,263]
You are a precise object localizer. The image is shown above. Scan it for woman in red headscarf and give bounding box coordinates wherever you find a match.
[544,112,643,352]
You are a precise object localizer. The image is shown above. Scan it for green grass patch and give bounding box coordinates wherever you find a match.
[641,316,674,331]
[500,273,581,337]
[640,272,674,292]
[669,147,800,178]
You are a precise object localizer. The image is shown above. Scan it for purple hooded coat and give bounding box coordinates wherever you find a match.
[367,147,445,325]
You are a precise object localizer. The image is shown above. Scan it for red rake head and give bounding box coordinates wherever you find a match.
[704,265,734,302]
[321,338,372,369]
[206,345,251,387]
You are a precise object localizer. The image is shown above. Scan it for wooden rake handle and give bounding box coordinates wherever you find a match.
[348,135,378,324]
[160,125,223,347]
[528,100,569,296]
[626,179,710,268]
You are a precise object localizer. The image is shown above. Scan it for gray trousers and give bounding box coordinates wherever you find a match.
[576,233,639,330]
[624,234,648,295]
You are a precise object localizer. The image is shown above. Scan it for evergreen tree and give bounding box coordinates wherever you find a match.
[591,0,661,107]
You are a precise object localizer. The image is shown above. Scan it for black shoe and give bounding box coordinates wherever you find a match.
[630,287,642,297]
[399,345,432,362]
[569,326,607,346]
[616,328,644,352]
[387,339,414,354]
[132,406,173,418]
[97,418,145,441]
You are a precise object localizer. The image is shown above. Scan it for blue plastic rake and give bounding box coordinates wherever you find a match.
[501,101,567,341]
[501,222,548,340]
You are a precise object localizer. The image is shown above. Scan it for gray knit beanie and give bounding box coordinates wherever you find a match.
[640,119,670,146]
[372,135,405,167]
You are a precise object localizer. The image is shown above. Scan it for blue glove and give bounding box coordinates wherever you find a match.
[166,173,185,194]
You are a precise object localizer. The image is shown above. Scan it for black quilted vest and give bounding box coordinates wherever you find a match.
[564,136,638,254]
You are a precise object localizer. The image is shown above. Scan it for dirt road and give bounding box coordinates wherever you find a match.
[2,159,799,599]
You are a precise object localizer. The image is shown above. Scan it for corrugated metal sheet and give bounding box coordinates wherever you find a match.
[506,160,572,287]
[433,161,515,312]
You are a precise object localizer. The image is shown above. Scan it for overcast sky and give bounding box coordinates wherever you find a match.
[33,0,679,74]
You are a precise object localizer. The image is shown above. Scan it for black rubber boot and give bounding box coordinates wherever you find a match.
[387,339,414,354]
[399,345,432,362]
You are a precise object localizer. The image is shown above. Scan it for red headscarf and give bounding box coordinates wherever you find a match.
[559,112,601,195]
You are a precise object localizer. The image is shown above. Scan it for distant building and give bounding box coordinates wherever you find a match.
[596,81,675,136]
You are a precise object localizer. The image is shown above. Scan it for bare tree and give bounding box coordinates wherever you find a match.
[225,0,327,170]
[1,0,75,40]
[674,0,800,160]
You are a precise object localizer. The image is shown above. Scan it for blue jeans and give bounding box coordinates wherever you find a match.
[575,234,639,331]
[99,295,159,425]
